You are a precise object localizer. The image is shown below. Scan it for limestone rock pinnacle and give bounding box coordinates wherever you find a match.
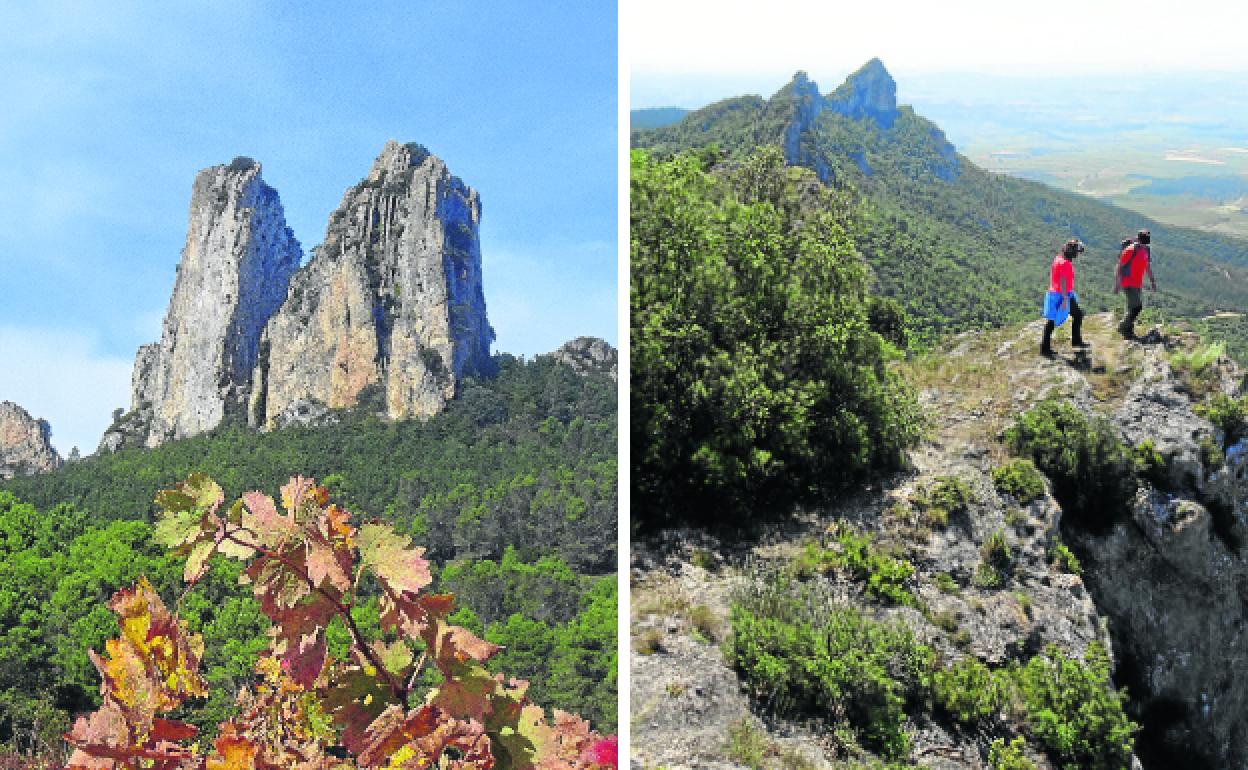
[100,158,302,450]
[253,140,494,428]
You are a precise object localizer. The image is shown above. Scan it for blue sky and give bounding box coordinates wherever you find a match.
[0,1,618,455]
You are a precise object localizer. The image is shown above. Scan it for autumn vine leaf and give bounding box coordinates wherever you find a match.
[62,473,617,770]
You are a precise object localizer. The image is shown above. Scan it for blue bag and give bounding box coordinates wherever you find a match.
[1043,291,1076,326]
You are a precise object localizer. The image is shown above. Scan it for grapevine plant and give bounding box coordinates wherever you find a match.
[62,474,617,770]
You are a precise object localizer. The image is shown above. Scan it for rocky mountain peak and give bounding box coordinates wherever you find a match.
[773,70,821,103]
[100,158,303,451]
[101,140,496,449]
[0,401,62,479]
[254,139,494,428]
[366,140,432,181]
[771,72,831,180]
[828,57,899,128]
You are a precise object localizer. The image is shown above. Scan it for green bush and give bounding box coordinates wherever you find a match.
[991,459,1046,504]
[1049,542,1082,575]
[726,580,1134,766]
[729,577,933,758]
[1005,399,1136,533]
[1170,342,1225,399]
[1132,440,1169,488]
[932,656,1009,725]
[934,572,959,594]
[631,148,920,526]
[913,475,974,528]
[789,526,917,606]
[972,562,1005,590]
[989,737,1037,770]
[933,644,1135,770]
[1014,644,1136,770]
[1196,393,1247,450]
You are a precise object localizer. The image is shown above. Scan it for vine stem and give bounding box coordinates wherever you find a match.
[220,527,410,709]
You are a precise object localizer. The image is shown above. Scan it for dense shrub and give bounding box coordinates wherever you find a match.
[933,644,1135,770]
[631,147,920,526]
[729,577,933,758]
[1005,399,1136,533]
[932,656,1009,725]
[730,568,1136,767]
[1196,393,1247,450]
[989,737,1037,770]
[991,459,1046,504]
[1014,644,1136,770]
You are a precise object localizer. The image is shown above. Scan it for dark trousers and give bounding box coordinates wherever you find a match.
[1042,295,1084,352]
[1119,288,1143,336]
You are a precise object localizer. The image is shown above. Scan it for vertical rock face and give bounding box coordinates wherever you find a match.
[100,141,493,450]
[0,401,62,478]
[102,159,303,450]
[254,141,494,428]
[770,72,831,180]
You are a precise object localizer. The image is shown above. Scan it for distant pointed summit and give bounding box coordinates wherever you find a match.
[827,58,898,128]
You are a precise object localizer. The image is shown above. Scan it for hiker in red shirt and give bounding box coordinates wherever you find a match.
[1114,229,1158,339]
[1041,238,1087,357]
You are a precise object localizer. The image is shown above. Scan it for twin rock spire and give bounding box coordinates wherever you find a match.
[101,141,494,451]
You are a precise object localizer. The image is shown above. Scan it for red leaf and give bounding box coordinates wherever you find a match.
[150,718,198,743]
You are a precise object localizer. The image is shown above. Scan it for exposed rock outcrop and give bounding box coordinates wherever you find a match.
[253,141,494,428]
[827,57,899,128]
[0,401,62,478]
[632,316,1248,769]
[762,60,955,185]
[100,159,302,450]
[550,337,617,381]
[1067,342,1248,769]
[101,141,496,448]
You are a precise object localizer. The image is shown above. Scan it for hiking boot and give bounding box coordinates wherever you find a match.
[1040,346,1056,359]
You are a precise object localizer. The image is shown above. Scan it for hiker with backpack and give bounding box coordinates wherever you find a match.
[1114,229,1158,339]
[1041,238,1088,357]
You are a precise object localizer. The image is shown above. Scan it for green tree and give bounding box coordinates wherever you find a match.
[631,147,920,526]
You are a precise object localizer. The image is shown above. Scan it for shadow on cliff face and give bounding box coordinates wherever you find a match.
[1112,648,1217,770]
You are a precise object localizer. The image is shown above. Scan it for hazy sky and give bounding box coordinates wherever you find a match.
[630,0,1248,106]
[0,1,617,455]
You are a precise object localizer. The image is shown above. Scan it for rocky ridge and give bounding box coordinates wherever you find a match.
[0,401,62,479]
[632,315,1247,770]
[550,336,618,381]
[764,60,954,184]
[101,141,494,450]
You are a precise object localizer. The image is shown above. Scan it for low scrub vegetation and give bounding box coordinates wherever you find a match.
[730,572,1137,769]
[1005,399,1136,534]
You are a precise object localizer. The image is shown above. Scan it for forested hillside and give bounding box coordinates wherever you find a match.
[632,63,1248,348]
[0,353,617,758]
